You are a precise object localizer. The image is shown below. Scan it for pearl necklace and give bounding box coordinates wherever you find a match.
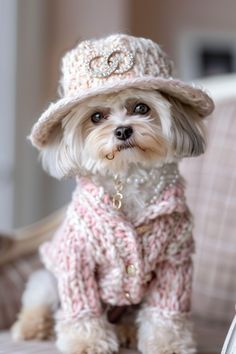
[112,162,181,209]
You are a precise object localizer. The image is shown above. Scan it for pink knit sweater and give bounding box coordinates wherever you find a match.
[40,177,194,323]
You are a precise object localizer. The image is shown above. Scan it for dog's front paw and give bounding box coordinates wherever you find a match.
[138,325,196,354]
[11,305,54,341]
[137,309,196,354]
[56,316,119,354]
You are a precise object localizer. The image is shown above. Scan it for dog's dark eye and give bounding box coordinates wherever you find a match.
[91,112,104,124]
[133,103,150,115]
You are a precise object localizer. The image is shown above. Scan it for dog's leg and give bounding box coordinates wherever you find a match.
[12,269,59,340]
[137,307,196,354]
[137,261,196,354]
[56,316,119,354]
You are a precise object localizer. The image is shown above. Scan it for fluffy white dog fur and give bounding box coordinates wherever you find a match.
[12,88,205,354]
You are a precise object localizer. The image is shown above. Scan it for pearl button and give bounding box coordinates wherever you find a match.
[126,264,136,276]
[144,273,152,282]
[125,292,131,300]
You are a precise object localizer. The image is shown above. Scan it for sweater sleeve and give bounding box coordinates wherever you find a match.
[142,210,194,314]
[40,218,102,322]
[145,257,193,313]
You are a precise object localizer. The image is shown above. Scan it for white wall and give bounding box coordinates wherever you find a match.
[12,0,53,228]
[0,0,54,229]
[0,0,17,229]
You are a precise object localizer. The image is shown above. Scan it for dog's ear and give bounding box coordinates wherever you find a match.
[166,95,206,157]
[40,110,84,179]
[40,123,66,179]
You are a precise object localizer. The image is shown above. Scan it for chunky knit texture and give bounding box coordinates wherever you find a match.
[30,34,214,149]
[40,176,194,324]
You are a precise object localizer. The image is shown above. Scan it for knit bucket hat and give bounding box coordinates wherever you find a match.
[30,34,214,149]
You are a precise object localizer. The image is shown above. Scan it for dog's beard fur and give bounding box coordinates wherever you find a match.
[41,88,205,179]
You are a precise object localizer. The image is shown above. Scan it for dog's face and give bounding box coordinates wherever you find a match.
[41,88,205,178]
[79,90,171,174]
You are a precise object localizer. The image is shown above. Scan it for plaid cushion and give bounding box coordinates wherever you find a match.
[0,332,215,353]
[0,331,59,354]
[0,332,137,354]
[0,253,41,330]
[181,97,236,351]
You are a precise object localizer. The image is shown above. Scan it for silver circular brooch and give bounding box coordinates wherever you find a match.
[86,48,135,78]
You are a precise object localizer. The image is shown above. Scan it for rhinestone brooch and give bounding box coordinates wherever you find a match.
[86,47,135,78]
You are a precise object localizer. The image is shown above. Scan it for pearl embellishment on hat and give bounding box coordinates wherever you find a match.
[86,48,135,78]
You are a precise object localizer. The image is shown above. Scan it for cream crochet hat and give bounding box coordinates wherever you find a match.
[30,34,214,149]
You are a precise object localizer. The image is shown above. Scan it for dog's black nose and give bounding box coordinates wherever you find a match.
[114,126,133,140]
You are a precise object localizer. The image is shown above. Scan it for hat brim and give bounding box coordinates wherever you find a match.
[30,76,214,149]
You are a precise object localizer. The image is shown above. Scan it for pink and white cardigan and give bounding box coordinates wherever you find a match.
[40,176,194,323]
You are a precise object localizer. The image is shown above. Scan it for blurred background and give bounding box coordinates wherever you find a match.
[1,0,236,230]
[1,2,236,352]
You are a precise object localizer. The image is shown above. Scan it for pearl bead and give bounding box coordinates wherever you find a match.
[122,162,180,206]
[126,264,136,276]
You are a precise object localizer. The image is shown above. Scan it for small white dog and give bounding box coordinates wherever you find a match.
[12,35,214,354]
